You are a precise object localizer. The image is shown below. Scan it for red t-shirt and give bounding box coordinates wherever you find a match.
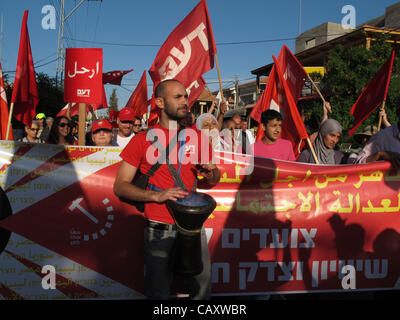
[120,124,213,223]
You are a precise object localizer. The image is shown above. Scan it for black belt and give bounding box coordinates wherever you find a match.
[145,220,176,232]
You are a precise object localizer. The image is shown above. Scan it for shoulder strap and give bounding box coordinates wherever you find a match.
[147,128,193,192]
[143,128,179,177]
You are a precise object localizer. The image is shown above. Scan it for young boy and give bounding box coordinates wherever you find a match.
[252,109,295,161]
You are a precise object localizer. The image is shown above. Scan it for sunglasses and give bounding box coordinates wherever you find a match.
[133,124,141,127]
[29,128,39,131]
[58,123,70,128]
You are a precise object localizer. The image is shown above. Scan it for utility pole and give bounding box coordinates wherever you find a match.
[298,0,302,35]
[0,13,3,63]
[56,0,102,86]
[234,74,239,109]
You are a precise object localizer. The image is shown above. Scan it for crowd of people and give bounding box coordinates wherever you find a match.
[14,106,146,148]
[9,79,400,300]
[12,93,400,169]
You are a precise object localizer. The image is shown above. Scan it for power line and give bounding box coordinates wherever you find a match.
[64,31,356,48]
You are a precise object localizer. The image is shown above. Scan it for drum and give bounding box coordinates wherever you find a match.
[166,192,216,276]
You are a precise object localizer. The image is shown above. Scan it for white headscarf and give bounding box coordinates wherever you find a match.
[314,119,342,164]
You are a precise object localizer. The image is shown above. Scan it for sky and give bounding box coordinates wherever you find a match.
[1,0,399,111]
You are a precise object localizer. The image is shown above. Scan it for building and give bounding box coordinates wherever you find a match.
[212,77,268,125]
[251,2,400,83]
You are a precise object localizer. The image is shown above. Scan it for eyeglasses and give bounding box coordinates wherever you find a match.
[58,123,70,128]
[133,124,141,127]
[29,128,39,131]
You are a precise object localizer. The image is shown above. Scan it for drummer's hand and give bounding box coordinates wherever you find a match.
[153,187,188,203]
[196,163,216,179]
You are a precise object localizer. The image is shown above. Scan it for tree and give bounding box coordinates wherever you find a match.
[35,73,64,117]
[4,72,64,119]
[299,34,400,144]
[109,88,118,111]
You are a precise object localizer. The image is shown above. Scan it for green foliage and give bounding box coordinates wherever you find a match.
[300,34,400,143]
[35,73,64,117]
[109,88,118,111]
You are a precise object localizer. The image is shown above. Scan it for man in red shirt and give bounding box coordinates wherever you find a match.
[113,79,220,299]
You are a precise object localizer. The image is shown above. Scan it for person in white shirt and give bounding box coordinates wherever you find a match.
[112,107,136,149]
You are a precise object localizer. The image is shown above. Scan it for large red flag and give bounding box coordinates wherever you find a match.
[11,10,39,127]
[0,62,13,140]
[250,55,309,156]
[147,76,206,125]
[273,55,309,155]
[148,0,216,123]
[251,45,308,147]
[103,69,133,85]
[125,71,149,118]
[349,50,395,136]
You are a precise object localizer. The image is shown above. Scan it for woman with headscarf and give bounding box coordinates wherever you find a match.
[195,113,227,151]
[297,119,344,165]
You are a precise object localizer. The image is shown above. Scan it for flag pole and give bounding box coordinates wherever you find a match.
[5,102,14,140]
[214,54,224,102]
[377,99,386,131]
[306,137,319,164]
[78,103,86,145]
[307,74,325,103]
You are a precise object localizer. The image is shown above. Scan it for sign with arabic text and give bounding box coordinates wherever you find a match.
[64,48,103,104]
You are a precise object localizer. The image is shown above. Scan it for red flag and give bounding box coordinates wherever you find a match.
[11,10,39,127]
[349,50,395,136]
[103,69,133,85]
[109,109,119,128]
[125,71,149,118]
[273,55,309,156]
[188,76,206,108]
[251,45,308,147]
[251,54,309,156]
[0,62,13,140]
[90,85,109,111]
[148,0,216,123]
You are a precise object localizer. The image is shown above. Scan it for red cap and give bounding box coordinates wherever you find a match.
[118,107,135,121]
[92,119,113,133]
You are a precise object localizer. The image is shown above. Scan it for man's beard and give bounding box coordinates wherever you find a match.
[164,102,188,121]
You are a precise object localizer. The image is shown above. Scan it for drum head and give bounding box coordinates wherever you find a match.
[167,192,216,216]
[166,192,216,232]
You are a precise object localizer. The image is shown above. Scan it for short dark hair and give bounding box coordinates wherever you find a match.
[154,79,182,98]
[261,109,282,125]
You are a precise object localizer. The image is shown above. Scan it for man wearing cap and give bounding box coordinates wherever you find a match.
[112,107,137,149]
[35,113,50,143]
[91,119,116,147]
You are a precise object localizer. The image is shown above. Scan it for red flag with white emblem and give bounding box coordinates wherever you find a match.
[251,46,308,154]
[0,62,13,140]
[148,0,216,123]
